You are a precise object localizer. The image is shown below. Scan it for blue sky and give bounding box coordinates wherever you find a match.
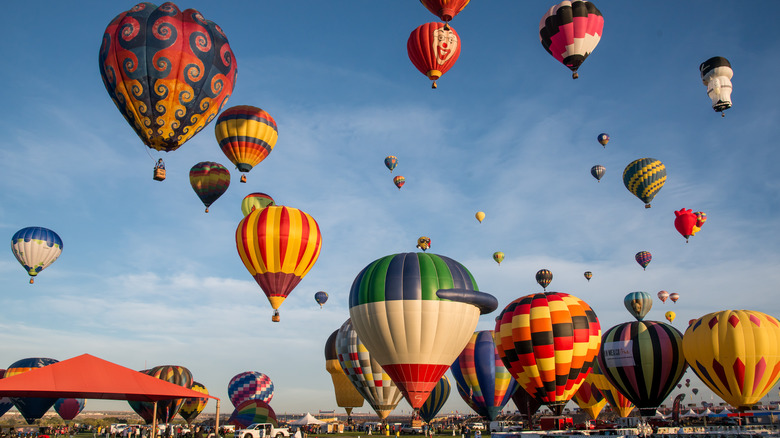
[1,0,779,419]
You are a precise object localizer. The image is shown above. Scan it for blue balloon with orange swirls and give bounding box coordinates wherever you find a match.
[99,2,237,152]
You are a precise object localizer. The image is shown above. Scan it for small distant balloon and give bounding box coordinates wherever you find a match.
[416,236,431,252]
[535,269,553,291]
[597,133,609,147]
[669,292,679,303]
[475,211,485,223]
[674,208,699,243]
[493,252,504,265]
[315,291,329,308]
[665,311,676,323]
[584,271,592,282]
[624,292,652,321]
[700,56,733,116]
[385,156,398,173]
[692,388,699,396]
[190,161,230,213]
[393,175,405,190]
[591,165,605,182]
[658,290,669,303]
[241,193,275,217]
[623,158,666,208]
[11,227,63,284]
[635,251,652,270]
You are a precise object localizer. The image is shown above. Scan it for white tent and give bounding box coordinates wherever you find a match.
[699,408,714,417]
[682,409,698,418]
[720,408,733,415]
[652,410,666,419]
[289,413,326,426]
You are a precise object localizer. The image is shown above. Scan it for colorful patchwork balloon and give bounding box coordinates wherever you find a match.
[215,106,278,181]
[539,0,604,79]
[451,330,518,421]
[584,271,593,282]
[623,158,666,208]
[494,292,601,415]
[394,175,406,189]
[635,251,652,270]
[335,318,403,420]
[99,2,236,153]
[227,372,274,408]
[571,376,606,420]
[179,381,209,425]
[229,399,277,429]
[683,310,780,409]
[11,227,63,284]
[599,321,687,416]
[5,358,59,424]
[189,161,230,213]
[324,329,364,415]
[419,375,451,423]
[348,252,497,409]
[384,156,398,173]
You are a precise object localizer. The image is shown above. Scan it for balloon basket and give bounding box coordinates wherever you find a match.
[272,310,280,322]
[153,168,166,181]
[240,175,247,183]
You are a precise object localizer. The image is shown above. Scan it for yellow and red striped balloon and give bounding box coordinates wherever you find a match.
[494,292,601,415]
[236,205,322,321]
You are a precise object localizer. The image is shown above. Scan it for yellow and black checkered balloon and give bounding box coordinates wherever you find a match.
[623,158,666,208]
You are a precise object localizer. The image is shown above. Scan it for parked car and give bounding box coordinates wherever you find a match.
[400,425,423,434]
[470,423,485,431]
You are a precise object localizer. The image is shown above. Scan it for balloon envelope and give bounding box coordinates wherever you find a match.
[451,330,518,421]
[584,271,593,281]
[335,318,403,420]
[675,208,698,241]
[315,291,329,307]
[324,329,364,414]
[11,227,63,283]
[624,292,653,321]
[475,211,485,223]
[419,375,451,424]
[635,251,652,270]
[54,398,85,421]
[683,310,780,409]
[539,0,604,79]
[98,2,236,152]
[623,158,666,208]
[179,382,209,424]
[384,156,398,172]
[493,252,504,265]
[598,321,687,416]
[658,290,669,303]
[215,106,278,174]
[419,0,470,22]
[665,311,676,323]
[6,358,59,424]
[416,236,431,251]
[494,292,601,415]
[700,56,733,114]
[597,133,609,147]
[241,193,276,217]
[128,365,193,424]
[535,269,553,291]
[229,399,277,429]
[393,175,405,189]
[591,165,605,182]
[587,360,634,418]
[189,161,230,212]
[348,252,498,409]
[407,22,461,88]
[571,377,607,421]
[227,372,274,408]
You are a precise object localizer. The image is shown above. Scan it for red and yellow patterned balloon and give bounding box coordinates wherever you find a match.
[99,2,237,152]
[683,310,780,409]
[189,162,230,213]
[494,292,601,415]
[236,206,322,321]
[215,106,278,178]
[407,22,461,89]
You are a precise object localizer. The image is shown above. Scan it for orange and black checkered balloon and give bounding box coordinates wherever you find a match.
[494,292,601,415]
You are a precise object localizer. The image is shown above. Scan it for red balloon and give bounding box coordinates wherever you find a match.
[674,208,698,242]
[407,22,461,89]
[419,0,470,22]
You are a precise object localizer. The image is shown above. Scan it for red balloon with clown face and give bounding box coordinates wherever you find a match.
[407,22,461,89]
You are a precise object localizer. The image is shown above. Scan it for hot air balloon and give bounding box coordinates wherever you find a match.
[658,290,669,303]
[539,0,604,79]
[349,252,498,409]
[587,361,635,418]
[419,0,470,22]
[11,227,63,284]
[695,211,707,228]
[635,251,652,270]
[591,165,605,182]
[190,161,230,213]
[5,358,59,424]
[419,375,451,424]
[385,156,398,173]
[336,318,404,420]
[315,291,329,308]
[494,292,601,415]
[597,133,609,147]
[227,372,274,408]
[393,175,406,190]
[241,193,275,217]
[236,205,322,322]
[0,370,13,418]
[692,388,699,396]
[598,321,687,416]
[623,158,666,208]
[669,292,679,303]
[493,252,504,265]
[324,329,364,416]
[451,330,519,421]
[571,376,607,421]
[685,379,690,388]
[665,311,676,323]
[683,310,780,409]
[215,106,278,183]
[700,56,733,116]
[407,22,461,89]
[416,236,431,252]
[624,292,653,321]
[229,399,277,429]
[54,398,85,421]
[475,211,485,223]
[179,382,209,425]
[99,2,236,153]
[674,209,699,242]
[535,269,553,291]
[128,365,193,424]
[584,271,593,282]
[510,388,542,421]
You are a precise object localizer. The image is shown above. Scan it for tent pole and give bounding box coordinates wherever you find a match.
[216,399,221,437]
[152,401,158,438]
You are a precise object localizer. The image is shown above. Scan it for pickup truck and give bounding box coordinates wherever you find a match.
[236,423,291,438]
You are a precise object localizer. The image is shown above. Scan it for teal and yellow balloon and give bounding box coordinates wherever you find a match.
[623,158,666,208]
[385,156,398,173]
[624,292,652,321]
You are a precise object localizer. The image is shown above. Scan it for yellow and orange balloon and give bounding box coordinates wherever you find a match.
[236,205,322,321]
[216,106,278,183]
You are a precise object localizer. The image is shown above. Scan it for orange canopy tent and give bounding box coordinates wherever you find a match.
[0,354,221,436]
